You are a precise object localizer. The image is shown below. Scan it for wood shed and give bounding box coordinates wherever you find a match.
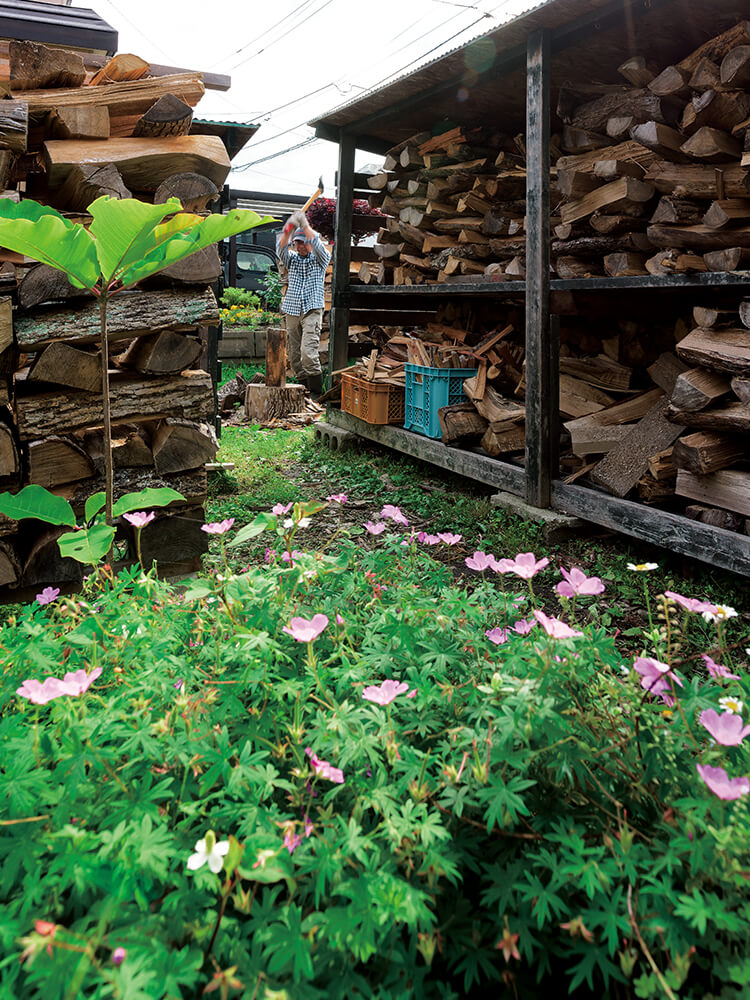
[310,0,750,577]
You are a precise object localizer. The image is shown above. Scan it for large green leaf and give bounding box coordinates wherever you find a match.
[84,491,107,524]
[118,208,271,288]
[57,524,116,564]
[88,196,191,284]
[228,512,276,548]
[0,200,99,289]
[0,485,75,526]
[111,486,184,517]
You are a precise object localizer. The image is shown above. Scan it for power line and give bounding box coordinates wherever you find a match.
[207,0,317,69]
[233,137,321,170]
[227,0,337,72]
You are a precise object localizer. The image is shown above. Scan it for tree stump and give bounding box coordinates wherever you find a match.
[244,327,306,421]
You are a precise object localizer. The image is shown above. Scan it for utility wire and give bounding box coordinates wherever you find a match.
[207,0,316,69]
[227,0,337,72]
[233,136,321,170]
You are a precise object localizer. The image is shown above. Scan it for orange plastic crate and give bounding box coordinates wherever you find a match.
[340,372,405,425]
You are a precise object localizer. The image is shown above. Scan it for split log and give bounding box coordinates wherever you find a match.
[89,54,150,86]
[648,65,690,99]
[630,121,690,161]
[703,198,750,229]
[133,94,193,138]
[618,56,657,87]
[558,374,616,419]
[603,252,648,276]
[28,342,101,392]
[15,370,214,439]
[138,507,209,569]
[480,419,526,456]
[9,40,85,90]
[44,135,231,192]
[720,45,750,88]
[83,424,153,471]
[265,329,286,388]
[646,352,688,394]
[671,368,732,410]
[18,263,94,309]
[0,422,18,477]
[672,430,745,474]
[647,223,750,251]
[15,286,219,350]
[677,21,750,75]
[561,126,610,154]
[463,378,524,424]
[647,447,677,480]
[692,306,736,328]
[703,247,750,270]
[564,88,679,131]
[666,401,750,434]
[437,402,488,445]
[675,328,750,376]
[117,330,203,374]
[560,176,655,225]
[675,468,750,517]
[0,539,20,587]
[680,127,742,163]
[0,100,27,152]
[644,161,750,198]
[245,383,307,422]
[53,162,131,213]
[21,527,83,587]
[731,376,750,403]
[27,436,95,487]
[739,300,750,329]
[593,159,646,182]
[688,58,721,93]
[564,419,633,456]
[50,105,109,140]
[153,172,219,212]
[685,504,744,531]
[558,354,632,390]
[18,73,205,118]
[151,418,217,474]
[0,295,11,354]
[681,89,750,134]
[589,397,685,498]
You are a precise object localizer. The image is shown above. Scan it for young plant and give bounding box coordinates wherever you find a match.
[0,197,269,520]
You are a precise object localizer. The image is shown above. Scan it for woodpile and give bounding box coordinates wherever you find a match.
[0,39,233,590]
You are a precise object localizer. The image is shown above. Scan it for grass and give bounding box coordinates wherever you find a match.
[206,424,750,632]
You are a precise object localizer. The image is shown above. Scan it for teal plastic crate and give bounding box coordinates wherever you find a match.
[404,364,478,439]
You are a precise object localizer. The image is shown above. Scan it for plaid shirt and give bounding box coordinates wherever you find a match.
[279,233,330,315]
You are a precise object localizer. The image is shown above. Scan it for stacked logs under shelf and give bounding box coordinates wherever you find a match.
[553,19,750,279]
[0,40,232,591]
[366,126,528,285]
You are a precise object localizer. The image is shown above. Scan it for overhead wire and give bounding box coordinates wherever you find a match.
[207,0,317,69]
[226,0,338,72]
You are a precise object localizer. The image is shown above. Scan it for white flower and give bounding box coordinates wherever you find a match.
[283,518,294,529]
[627,562,658,572]
[719,696,743,715]
[702,604,738,623]
[187,830,229,874]
[297,517,311,528]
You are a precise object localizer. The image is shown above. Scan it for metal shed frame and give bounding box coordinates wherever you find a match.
[311,0,750,577]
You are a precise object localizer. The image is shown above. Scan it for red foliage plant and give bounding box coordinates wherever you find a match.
[306,197,384,245]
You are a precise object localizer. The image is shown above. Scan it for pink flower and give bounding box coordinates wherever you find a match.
[283,614,329,642]
[283,828,303,854]
[112,947,126,965]
[438,533,462,544]
[702,654,740,681]
[699,709,750,746]
[362,679,410,705]
[201,518,235,535]
[364,521,386,535]
[272,503,293,515]
[498,552,549,580]
[664,590,716,615]
[406,688,417,698]
[485,627,509,645]
[380,504,409,526]
[696,764,750,801]
[327,494,348,504]
[556,566,605,598]
[304,815,314,838]
[336,613,344,625]
[465,550,496,572]
[513,619,535,635]
[532,609,583,639]
[281,549,303,564]
[35,587,60,606]
[17,666,102,705]
[418,533,440,545]
[633,656,684,700]
[264,548,276,563]
[123,511,155,529]
[305,747,344,783]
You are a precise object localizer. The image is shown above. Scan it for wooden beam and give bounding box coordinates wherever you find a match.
[525,27,552,509]
[329,134,355,378]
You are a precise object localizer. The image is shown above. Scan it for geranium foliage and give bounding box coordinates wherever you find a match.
[0,502,748,999]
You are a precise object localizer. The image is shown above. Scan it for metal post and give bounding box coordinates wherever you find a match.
[329,133,355,378]
[525,28,552,509]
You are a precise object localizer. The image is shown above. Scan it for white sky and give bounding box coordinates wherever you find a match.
[90,0,532,197]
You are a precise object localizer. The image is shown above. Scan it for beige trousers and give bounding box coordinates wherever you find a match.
[285,309,323,376]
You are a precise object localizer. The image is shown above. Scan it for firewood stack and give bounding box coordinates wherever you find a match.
[553,20,750,279]
[0,41,232,591]
[368,126,528,284]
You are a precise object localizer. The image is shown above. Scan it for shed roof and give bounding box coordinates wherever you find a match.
[310,0,748,148]
[0,0,117,53]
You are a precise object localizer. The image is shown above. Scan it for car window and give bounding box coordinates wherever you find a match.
[237,249,275,272]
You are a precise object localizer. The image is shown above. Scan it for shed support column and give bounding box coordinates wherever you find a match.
[329,133,355,379]
[525,28,552,509]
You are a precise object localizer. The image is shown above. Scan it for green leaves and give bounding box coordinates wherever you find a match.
[58,524,116,564]
[228,512,276,547]
[111,486,184,517]
[0,199,99,289]
[0,485,75,526]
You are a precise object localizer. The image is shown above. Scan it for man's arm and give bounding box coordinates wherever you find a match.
[308,230,331,268]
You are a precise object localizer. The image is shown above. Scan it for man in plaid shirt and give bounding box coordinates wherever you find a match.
[278,210,331,399]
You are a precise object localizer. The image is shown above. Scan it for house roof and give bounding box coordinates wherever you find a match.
[310,0,748,148]
[0,0,117,53]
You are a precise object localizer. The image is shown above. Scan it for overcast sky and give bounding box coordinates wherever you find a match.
[90,0,532,198]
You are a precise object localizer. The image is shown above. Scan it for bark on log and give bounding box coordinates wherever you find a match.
[731,376,750,403]
[675,328,750,375]
[647,223,750,251]
[245,384,307,422]
[666,401,750,434]
[0,99,27,152]
[133,94,193,138]
[44,135,230,192]
[15,286,219,350]
[153,171,220,212]
[17,73,205,118]
[437,402,488,444]
[9,40,85,91]
[15,370,214,439]
[57,466,207,515]
[160,244,221,283]
[117,330,203,374]
[644,162,750,199]
[151,418,217,474]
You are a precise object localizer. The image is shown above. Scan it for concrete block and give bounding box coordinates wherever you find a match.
[490,491,587,544]
[314,420,359,454]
